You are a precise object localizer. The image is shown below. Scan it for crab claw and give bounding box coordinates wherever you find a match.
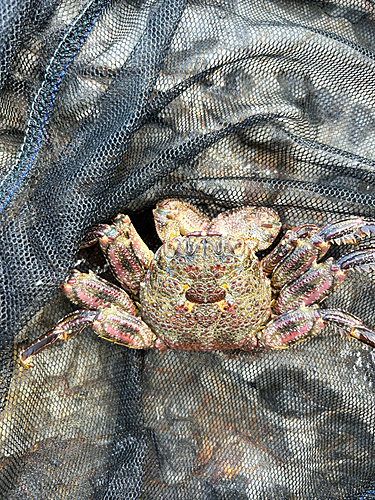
[153,199,209,243]
[208,206,281,251]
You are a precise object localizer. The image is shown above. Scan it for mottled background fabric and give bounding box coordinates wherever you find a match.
[1,0,375,498]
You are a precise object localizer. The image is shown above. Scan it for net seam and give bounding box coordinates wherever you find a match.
[0,0,109,212]
[359,489,375,500]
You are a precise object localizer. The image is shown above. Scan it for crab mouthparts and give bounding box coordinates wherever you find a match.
[186,230,222,237]
[185,287,226,304]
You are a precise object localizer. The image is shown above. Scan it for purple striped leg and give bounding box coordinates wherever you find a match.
[80,214,153,297]
[19,269,156,368]
[263,216,375,290]
[274,246,375,314]
[260,306,375,349]
[20,305,156,368]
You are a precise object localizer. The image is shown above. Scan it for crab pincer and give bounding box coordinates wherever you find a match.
[153,198,210,242]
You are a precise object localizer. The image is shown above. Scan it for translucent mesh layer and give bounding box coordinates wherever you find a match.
[1,0,375,498]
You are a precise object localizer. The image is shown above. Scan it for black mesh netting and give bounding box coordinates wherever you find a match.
[1,0,375,498]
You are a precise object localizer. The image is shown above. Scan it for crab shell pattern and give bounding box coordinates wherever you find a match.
[141,212,276,351]
[20,199,375,367]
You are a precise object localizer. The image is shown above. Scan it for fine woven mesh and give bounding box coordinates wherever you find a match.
[1,0,375,498]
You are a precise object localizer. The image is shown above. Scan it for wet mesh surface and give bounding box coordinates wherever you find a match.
[1,0,375,498]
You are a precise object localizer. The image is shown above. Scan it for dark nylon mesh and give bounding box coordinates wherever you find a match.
[1,0,375,498]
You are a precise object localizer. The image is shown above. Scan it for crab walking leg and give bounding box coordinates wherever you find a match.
[320,309,375,347]
[20,310,97,368]
[92,304,156,348]
[99,217,153,296]
[274,247,375,314]
[61,269,137,314]
[90,216,153,296]
[81,215,152,268]
[80,224,113,248]
[266,216,375,290]
[112,214,153,268]
[261,306,375,349]
[262,224,319,273]
[20,305,157,368]
[77,215,153,297]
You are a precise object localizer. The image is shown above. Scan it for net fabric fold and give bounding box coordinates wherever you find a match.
[1,0,375,498]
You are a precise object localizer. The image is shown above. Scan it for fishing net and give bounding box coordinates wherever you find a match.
[1,0,375,498]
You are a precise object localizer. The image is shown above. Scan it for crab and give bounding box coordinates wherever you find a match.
[20,199,375,368]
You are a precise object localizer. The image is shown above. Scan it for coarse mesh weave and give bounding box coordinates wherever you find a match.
[1,0,375,498]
